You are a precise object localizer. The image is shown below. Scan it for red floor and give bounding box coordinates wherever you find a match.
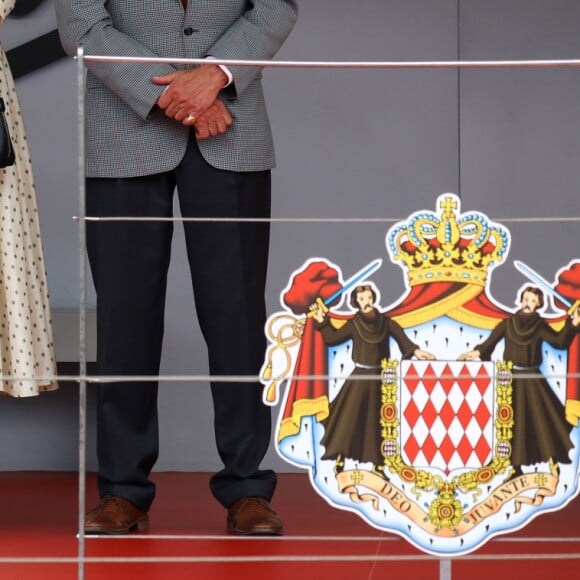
[0,471,578,580]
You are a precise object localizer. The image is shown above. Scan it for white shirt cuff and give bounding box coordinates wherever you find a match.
[205,57,233,88]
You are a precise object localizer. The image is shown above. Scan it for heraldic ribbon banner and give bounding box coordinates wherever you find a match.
[261,193,580,556]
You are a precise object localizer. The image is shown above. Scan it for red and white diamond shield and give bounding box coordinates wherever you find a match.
[400,360,495,474]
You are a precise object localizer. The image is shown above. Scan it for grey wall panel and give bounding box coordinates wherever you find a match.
[459,0,580,307]
[267,0,459,323]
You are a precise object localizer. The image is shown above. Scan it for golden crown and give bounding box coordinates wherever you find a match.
[387,194,510,287]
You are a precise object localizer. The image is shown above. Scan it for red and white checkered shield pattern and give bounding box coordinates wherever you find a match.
[400,360,495,474]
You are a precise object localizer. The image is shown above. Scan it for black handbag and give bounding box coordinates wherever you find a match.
[0,97,16,168]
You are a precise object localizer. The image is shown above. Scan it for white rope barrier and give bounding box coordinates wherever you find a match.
[81,55,580,70]
[75,215,580,223]
[81,533,580,542]
[2,552,580,565]
[2,371,580,384]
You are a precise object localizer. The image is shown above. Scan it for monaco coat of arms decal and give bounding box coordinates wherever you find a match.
[261,193,580,556]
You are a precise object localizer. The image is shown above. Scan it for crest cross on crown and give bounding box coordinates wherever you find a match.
[387,194,510,287]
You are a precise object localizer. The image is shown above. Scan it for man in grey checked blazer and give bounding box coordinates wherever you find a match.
[55,0,298,535]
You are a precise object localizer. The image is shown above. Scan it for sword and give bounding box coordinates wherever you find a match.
[307,258,382,318]
[323,258,382,306]
[513,260,574,310]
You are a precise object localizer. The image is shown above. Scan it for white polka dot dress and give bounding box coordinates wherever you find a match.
[0,0,57,396]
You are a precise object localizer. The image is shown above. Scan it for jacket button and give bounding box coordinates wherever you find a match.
[184,27,195,36]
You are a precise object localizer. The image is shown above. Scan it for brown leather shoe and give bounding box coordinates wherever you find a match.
[84,495,149,534]
[227,497,283,536]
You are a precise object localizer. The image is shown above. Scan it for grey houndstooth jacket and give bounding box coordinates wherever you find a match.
[55,1,298,178]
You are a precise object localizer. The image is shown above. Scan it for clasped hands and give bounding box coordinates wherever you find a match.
[153,64,233,139]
